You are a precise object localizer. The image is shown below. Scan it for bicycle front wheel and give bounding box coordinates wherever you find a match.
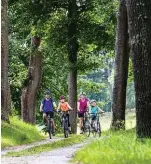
[64,121,69,138]
[48,120,52,139]
[84,121,90,137]
[96,121,101,137]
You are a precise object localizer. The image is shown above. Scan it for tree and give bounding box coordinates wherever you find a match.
[126,0,151,138]
[21,36,43,124]
[111,0,129,130]
[67,0,79,133]
[1,0,11,122]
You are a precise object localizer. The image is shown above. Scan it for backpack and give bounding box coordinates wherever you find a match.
[42,98,54,111]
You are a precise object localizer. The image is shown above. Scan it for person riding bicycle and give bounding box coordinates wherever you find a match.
[89,99,104,128]
[57,96,73,133]
[77,92,90,134]
[40,89,57,135]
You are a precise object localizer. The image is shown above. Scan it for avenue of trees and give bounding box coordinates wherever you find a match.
[1,0,151,138]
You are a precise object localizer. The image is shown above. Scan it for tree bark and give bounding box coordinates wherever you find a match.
[1,0,11,122]
[126,0,151,138]
[111,0,129,130]
[67,0,79,134]
[21,36,43,124]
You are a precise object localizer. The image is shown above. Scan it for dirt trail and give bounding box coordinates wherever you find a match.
[1,137,63,156]
[1,139,91,164]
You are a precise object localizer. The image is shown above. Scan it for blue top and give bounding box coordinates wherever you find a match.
[90,106,99,116]
[42,98,54,112]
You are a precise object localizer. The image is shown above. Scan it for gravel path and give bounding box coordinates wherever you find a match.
[1,140,90,164]
[1,137,63,156]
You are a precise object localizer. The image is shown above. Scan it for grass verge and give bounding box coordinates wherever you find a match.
[5,134,86,157]
[1,117,44,149]
[73,129,151,164]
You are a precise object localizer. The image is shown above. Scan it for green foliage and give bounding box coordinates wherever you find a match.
[78,77,105,93]
[8,0,118,117]
[73,129,151,164]
[5,135,86,157]
[1,117,44,148]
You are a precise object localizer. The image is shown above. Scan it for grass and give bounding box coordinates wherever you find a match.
[1,117,44,149]
[73,129,151,164]
[5,134,86,157]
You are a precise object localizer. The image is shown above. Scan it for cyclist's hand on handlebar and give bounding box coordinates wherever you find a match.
[57,109,61,113]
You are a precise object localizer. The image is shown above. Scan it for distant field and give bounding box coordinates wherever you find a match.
[101,109,136,131]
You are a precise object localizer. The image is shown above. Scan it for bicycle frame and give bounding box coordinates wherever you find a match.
[90,113,102,137]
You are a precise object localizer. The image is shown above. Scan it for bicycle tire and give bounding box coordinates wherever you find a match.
[96,121,101,137]
[48,120,52,139]
[92,121,97,137]
[84,120,90,137]
[64,120,69,138]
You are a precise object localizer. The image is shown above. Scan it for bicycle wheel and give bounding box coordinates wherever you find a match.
[96,121,101,137]
[48,120,52,139]
[64,121,69,138]
[92,121,97,137]
[84,120,90,137]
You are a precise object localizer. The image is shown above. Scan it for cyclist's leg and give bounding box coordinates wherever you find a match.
[67,113,72,133]
[90,116,93,127]
[61,112,65,127]
[50,112,55,132]
[43,113,47,125]
[93,116,97,130]
[78,112,84,133]
[67,113,70,127]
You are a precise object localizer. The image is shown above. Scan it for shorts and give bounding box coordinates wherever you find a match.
[91,115,96,121]
[78,112,84,118]
[43,111,54,118]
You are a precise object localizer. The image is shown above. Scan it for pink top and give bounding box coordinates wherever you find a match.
[78,98,89,113]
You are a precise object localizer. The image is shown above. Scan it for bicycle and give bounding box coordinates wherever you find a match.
[45,111,55,139]
[81,111,91,137]
[90,113,102,137]
[59,110,71,138]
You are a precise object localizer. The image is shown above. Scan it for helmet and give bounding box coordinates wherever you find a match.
[60,96,65,100]
[45,89,50,95]
[90,99,96,104]
[80,92,86,96]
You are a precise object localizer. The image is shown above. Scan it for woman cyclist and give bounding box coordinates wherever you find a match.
[77,92,90,134]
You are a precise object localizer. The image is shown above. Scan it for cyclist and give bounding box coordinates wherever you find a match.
[57,96,73,133]
[40,89,57,135]
[77,92,90,134]
[89,99,104,128]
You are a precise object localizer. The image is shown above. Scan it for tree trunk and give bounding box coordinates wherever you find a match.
[67,0,79,134]
[126,0,151,138]
[1,0,10,122]
[68,71,77,133]
[21,37,42,124]
[111,0,129,130]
